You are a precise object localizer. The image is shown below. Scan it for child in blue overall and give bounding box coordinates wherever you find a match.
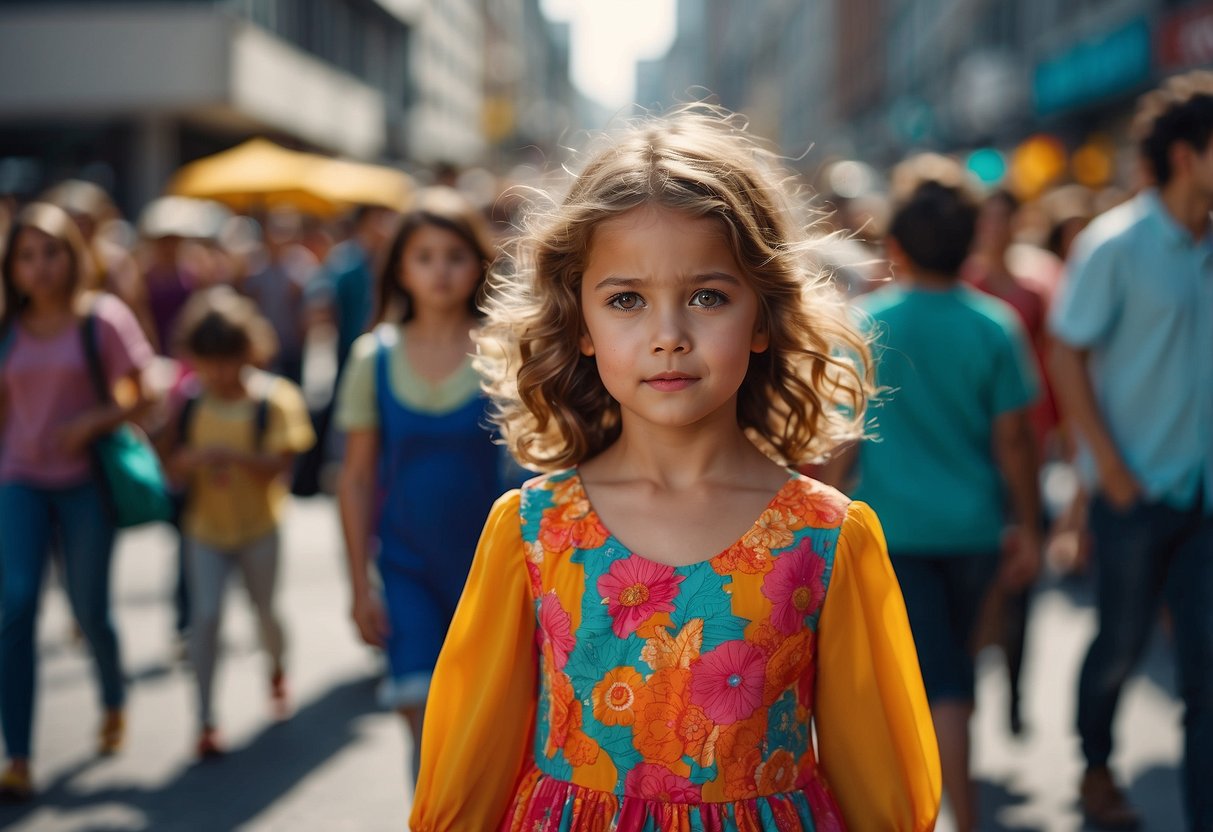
[336,187,512,787]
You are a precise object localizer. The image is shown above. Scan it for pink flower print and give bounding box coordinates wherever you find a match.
[690,640,766,724]
[761,539,827,635]
[625,763,701,802]
[538,592,576,670]
[597,556,683,639]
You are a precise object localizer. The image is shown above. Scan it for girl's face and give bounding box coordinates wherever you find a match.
[399,223,482,316]
[579,204,768,433]
[192,355,247,399]
[10,227,75,308]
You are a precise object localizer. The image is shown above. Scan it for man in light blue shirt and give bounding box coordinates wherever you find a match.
[1050,71,1213,832]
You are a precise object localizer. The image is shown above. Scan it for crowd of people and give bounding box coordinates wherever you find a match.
[0,69,1208,832]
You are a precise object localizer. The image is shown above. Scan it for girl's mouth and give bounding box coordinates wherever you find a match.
[644,374,698,391]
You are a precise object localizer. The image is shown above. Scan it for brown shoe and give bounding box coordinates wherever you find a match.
[97,710,125,757]
[1081,766,1140,830]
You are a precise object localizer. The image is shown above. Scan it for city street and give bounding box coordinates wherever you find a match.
[0,493,1186,832]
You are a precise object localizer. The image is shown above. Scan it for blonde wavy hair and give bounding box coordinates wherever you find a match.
[477,106,874,471]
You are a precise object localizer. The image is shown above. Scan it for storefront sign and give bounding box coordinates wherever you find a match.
[1158,2,1213,70]
[1034,17,1151,116]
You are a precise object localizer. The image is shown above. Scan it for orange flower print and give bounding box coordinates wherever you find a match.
[592,667,649,727]
[746,620,784,657]
[773,481,848,530]
[540,506,609,556]
[676,704,719,765]
[741,508,795,554]
[564,722,600,767]
[546,669,577,757]
[764,629,813,705]
[755,748,798,794]
[715,715,765,800]
[711,540,772,575]
[550,474,587,509]
[634,668,690,765]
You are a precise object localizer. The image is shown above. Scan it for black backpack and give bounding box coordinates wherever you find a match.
[176,385,272,451]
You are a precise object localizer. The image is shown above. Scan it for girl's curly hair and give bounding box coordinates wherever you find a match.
[477,105,874,471]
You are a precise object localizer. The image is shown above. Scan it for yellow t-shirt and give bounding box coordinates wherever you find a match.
[182,372,316,549]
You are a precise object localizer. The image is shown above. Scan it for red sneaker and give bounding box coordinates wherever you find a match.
[270,671,291,721]
[196,727,225,760]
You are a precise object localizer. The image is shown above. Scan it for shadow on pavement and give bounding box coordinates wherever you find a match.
[976,777,1044,831]
[1126,762,1184,831]
[0,676,381,831]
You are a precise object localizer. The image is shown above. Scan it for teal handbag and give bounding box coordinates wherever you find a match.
[81,312,174,528]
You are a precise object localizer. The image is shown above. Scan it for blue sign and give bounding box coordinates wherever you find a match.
[1034,17,1151,116]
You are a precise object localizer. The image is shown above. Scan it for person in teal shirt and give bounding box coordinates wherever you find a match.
[823,159,1041,832]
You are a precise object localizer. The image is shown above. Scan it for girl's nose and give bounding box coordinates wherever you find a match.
[651,309,690,354]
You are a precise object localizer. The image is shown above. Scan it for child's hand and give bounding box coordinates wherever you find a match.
[199,447,238,466]
[352,591,390,648]
[999,527,1041,591]
[171,447,207,472]
[1097,459,1143,512]
[53,414,100,456]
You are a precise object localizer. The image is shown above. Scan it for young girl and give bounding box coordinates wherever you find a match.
[336,187,512,785]
[409,111,941,831]
[166,287,315,757]
[0,203,155,800]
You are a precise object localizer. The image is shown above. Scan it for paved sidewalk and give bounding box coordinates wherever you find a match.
[0,497,412,831]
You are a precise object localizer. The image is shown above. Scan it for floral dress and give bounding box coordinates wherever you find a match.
[410,470,940,832]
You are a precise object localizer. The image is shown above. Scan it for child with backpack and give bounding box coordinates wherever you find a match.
[164,286,315,758]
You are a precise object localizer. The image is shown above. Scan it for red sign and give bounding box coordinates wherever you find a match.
[1159,2,1213,69]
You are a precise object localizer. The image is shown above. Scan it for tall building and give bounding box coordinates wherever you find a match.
[640,0,1213,188]
[0,0,574,214]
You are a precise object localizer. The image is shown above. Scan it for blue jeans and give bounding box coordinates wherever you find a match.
[0,479,123,759]
[1077,495,1213,830]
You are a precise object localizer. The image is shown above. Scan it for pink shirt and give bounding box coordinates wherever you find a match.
[1,294,155,487]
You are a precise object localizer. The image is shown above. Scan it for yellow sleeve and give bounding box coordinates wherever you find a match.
[264,377,316,455]
[816,501,941,832]
[410,490,537,832]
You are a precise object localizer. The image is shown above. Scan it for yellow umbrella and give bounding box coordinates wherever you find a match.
[166,138,341,216]
[307,156,414,212]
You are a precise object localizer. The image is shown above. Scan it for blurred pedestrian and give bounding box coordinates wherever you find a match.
[963,187,1056,737]
[163,287,315,759]
[240,210,317,385]
[0,203,155,800]
[40,179,158,346]
[411,110,939,831]
[336,188,509,788]
[1049,71,1213,832]
[823,160,1041,832]
[293,204,397,496]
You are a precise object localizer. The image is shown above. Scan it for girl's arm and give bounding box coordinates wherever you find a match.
[815,501,941,832]
[55,368,154,455]
[410,491,537,832]
[337,428,389,648]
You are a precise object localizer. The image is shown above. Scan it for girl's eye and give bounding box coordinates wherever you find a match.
[608,292,643,310]
[690,289,727,308]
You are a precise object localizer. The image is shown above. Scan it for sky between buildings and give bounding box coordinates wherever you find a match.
[540,0,677,109]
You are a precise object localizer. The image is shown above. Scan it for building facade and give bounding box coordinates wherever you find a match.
[0,0,572,214]
[641,0,1213,189]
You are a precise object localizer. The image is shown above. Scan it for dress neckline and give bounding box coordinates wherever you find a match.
[567,468,801,571]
